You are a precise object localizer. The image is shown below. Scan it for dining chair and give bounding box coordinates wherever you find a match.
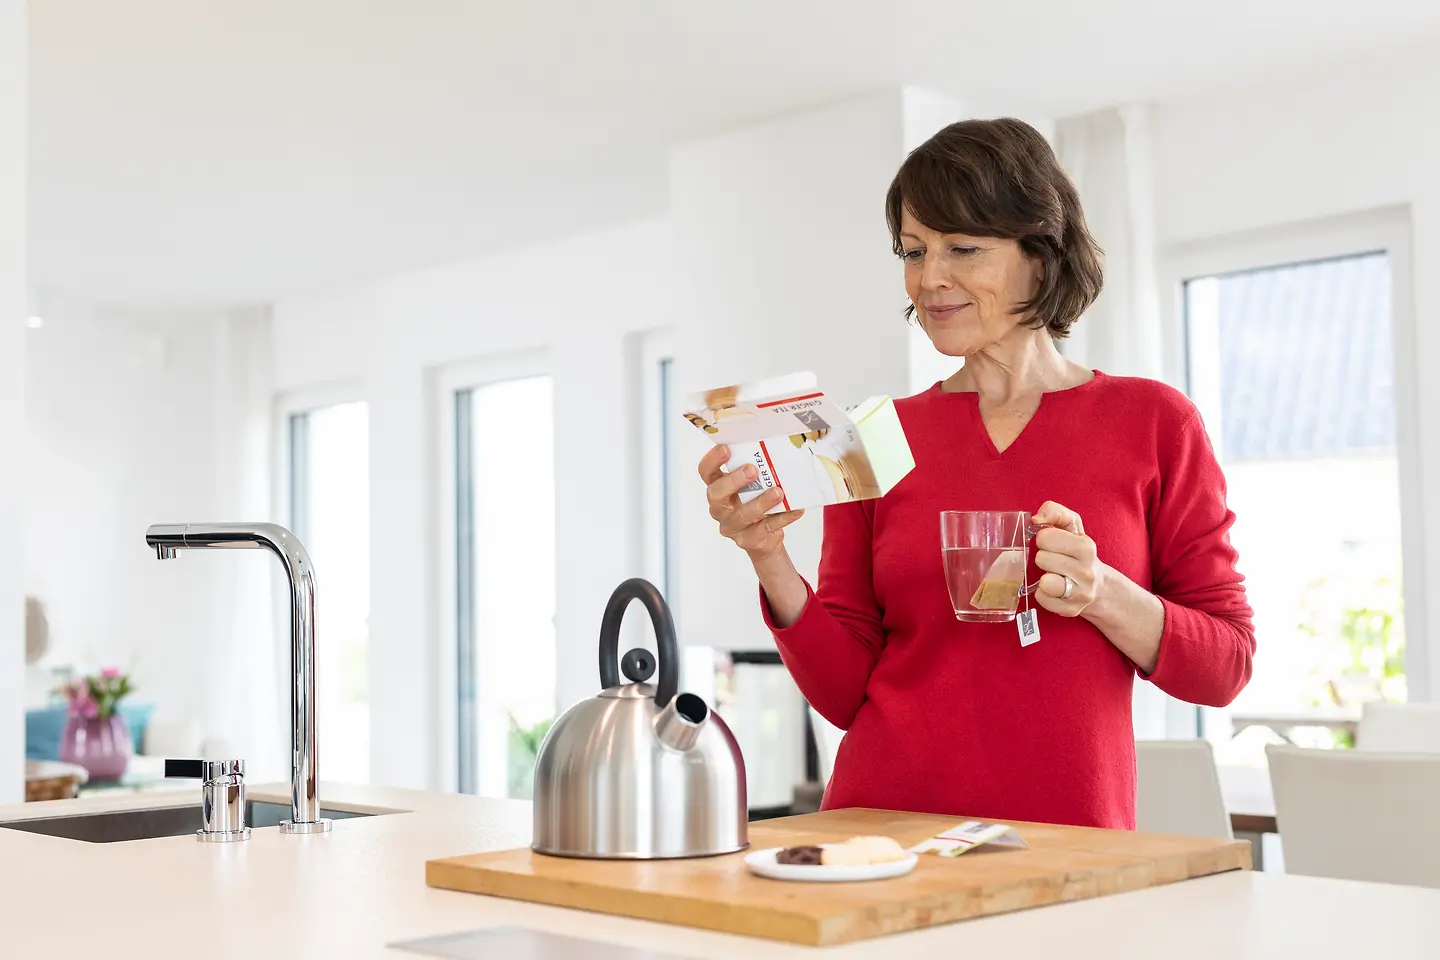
[1356,701,1440,753]
[1267,744,1440,887]
[1134,739,1233,840]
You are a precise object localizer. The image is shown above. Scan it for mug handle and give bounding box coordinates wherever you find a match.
[1019,522,1047,597]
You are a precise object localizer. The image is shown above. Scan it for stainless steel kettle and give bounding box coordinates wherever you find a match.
[531,578,748,859]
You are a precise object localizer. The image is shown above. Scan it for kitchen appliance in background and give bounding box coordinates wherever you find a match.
[530,578,748,860]
[715,651,812,818]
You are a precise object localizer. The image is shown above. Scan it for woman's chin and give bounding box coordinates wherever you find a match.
[923,333,981,359]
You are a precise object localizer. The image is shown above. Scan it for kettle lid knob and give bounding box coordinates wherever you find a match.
[620,648,656,684]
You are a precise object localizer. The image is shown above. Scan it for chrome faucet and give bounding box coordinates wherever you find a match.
[145,522,331,835]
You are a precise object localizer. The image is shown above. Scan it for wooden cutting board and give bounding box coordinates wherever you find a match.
[425,808,1250,947]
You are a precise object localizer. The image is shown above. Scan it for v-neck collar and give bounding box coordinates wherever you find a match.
[932,369,1106,460]
[970,392,1043,459]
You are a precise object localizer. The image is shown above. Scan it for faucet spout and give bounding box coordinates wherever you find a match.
[144,522,331,834]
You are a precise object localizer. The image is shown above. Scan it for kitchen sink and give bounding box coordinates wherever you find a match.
[0,801,384,843]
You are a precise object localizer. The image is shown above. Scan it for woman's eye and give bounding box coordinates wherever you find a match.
[901,249,924,261]
[951,246,978,256]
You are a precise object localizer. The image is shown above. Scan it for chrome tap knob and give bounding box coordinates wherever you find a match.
[165,758,252,843]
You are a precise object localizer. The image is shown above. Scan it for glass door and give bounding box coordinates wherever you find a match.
[286,399,371,784]
[452,374,557,798]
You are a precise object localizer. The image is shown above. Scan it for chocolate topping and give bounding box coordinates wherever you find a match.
[775,845,825,866]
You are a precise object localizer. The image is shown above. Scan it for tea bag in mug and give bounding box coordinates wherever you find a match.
[969,549,1026,610]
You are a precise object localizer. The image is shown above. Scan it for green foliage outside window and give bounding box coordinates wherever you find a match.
[507,715,555,800]
[1300,576,1405,747]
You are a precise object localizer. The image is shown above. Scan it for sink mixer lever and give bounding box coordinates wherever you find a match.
[165,759,251,842]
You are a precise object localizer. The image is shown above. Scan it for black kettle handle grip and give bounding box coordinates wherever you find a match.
[598,578,678,708]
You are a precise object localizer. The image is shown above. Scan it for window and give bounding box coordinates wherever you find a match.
[659,356,679,601]
[1182,250,1408,763]
[286,399,371,785]
[639,330,679,604]
[449,369,557,799]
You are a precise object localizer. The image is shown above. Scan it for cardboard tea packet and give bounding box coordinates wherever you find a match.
[684,371,915,513]
[911,821,1028,857]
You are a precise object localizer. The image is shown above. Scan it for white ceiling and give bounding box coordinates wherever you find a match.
[27,0,1440,306]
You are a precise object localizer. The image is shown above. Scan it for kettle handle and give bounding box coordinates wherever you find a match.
[598,578,678,708]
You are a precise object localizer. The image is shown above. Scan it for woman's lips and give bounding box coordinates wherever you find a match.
[923,303,970,321]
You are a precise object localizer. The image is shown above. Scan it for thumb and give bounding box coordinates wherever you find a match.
[1031,502,1061,526]
[768,509,806,532]
[1031,502,1075,534]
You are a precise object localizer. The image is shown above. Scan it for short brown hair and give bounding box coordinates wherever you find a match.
[885,118,1103,338]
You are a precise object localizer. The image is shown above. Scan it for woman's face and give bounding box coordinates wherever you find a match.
[899,207,1044,357]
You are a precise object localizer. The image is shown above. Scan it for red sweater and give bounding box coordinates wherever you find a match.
[763,372,1255,829]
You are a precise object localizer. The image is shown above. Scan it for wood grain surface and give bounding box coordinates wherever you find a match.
[425,808,1251,947]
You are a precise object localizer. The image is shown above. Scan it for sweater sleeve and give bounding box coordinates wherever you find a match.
[1142,411,1256,707]
[759,501,885,729]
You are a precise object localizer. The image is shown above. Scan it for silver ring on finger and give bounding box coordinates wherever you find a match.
[1062,576,1074,601]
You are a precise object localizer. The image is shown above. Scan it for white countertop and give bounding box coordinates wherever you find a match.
[0,783,1436,959]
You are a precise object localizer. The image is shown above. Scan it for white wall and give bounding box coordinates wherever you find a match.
[264,54,1440,796]
[269,90,982,794]
[271,218,669,790]
[0,0,25,803]
[1149,42,1440,700]
[268,89,1035,792]
[670,91,921,651]
[22,304,283,777]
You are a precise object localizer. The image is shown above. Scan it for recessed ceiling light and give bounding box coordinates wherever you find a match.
[26,316,43,329]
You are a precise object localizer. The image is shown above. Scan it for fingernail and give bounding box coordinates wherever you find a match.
[744,465,757,480]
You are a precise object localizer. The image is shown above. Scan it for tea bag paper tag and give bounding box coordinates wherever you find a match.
[911,821,1028,857]
[1017,609,1040,646]
[1017,574,1040,646]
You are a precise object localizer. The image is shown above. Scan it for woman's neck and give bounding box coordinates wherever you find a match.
[943,327,1085,406]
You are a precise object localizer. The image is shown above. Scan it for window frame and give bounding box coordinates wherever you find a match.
[270,383,371,778]
[1157,205,1427,706]
[273,383,369,539]
[434,351,553,795]
[638,329,677,602]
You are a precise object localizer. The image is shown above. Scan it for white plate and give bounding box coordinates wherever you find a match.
[743,846,919,883]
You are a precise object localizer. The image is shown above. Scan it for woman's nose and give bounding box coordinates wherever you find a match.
[920,252,951,290]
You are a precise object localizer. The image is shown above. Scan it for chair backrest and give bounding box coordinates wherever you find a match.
[1268,744,1440,887]
[807,706,844,784]
[1134,739,1232,840]
[1357,701,1440,753]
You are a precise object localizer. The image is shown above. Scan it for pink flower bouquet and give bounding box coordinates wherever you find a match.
[59,666,135,719]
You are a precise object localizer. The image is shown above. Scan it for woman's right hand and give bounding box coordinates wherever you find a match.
[699,445,805,562]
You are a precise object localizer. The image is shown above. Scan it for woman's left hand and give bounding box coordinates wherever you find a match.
[1031,501,1107,617]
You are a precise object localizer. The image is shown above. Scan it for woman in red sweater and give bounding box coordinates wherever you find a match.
[698,118,1255,830]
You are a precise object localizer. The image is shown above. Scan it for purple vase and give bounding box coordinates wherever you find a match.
[60,713,132,782]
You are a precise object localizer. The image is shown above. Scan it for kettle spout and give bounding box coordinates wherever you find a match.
[654,693,709,752]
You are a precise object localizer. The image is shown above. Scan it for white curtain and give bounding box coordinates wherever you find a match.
[1056,105,1195,740]
[1054,104,1166,384]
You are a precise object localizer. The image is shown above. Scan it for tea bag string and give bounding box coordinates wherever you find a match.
[1014,517,1030,613]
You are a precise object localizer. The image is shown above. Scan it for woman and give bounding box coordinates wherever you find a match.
[697,118,1254,830]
